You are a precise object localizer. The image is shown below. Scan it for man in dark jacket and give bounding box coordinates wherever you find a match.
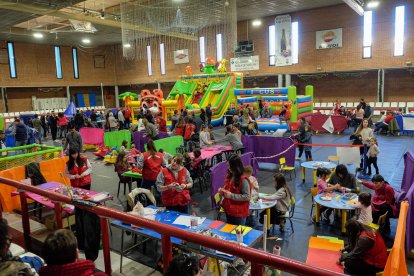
[8,119,28,154]
[206,104,213,125]
[64,124,83,152]
[49,111,58,142]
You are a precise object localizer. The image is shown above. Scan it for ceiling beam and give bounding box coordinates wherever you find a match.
[0,1,197,41]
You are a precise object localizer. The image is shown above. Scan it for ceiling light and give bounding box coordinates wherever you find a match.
[172,0,184,3]
[366,1,379,9]
[82,38,91,44]
[342,0,364,16]
[252,19,262,27]
[123,43,131,48]
[33,32,44,39]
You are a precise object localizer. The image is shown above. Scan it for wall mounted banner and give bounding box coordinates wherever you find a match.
[316,28,343,49]
[174,49,189,64]
[230,55,260,71]
[275,15,292,66]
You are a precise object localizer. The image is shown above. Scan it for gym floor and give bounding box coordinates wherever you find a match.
[54,128,414,275]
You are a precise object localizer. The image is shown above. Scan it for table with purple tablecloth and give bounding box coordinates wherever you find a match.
[241,136,296,166]
[401,151,414,253]
[209,152,259,208]
[132,131,170,152]
[80,127,104,147]
[404,184,414,253]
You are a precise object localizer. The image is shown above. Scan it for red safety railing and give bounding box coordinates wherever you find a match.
[0,177,343,276]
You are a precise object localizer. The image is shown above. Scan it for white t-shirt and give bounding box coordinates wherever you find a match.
[357,203,373,225]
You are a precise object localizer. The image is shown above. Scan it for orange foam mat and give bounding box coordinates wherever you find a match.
[309,236,344,251]
[306,247,344,273]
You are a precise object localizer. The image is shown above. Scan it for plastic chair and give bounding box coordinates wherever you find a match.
[328,156,340,164]
[214,193,225,220]
[233,147,246,155]
[369,211,388,230]
[222,149,234,161]
[117,174,132,198]
[279,157,296,180]
[276,196,295,233]
[310,187,318,218]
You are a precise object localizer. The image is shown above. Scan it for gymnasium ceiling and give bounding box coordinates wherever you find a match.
[0,0,346,47]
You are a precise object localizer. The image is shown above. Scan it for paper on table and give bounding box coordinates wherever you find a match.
[90,193,108,202]
[220,224,237,233]
[231,225,252,236]
[172,215,206,227]
[208,220,224,229]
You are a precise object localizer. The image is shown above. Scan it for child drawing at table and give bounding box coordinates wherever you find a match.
[316,167,338,194]
[115,151,132,183]
[258,174,291,232]
[191,149,202,168]
[354,192,373,225]
[244,166,259,197]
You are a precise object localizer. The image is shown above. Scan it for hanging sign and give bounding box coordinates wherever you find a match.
[316,28,343,49]
[174,49,189,64]
[275,15,292,66]
[230,56,259,71]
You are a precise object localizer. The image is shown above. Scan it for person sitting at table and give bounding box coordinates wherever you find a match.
[219,154,251,225]
[200,125,213,149]
[258,174,291,232]
[190,149,202,169]
[357,174,397,236]
[137,139,166,190]
[328,164,357,193]
[355,192,373,225]
[156,154,193,214]
[164,254,201,276]
[213,125,244,151]
[40,229,106,276]
[315,167,339,223]
[244,166,259,197]
[65,148,92,190]
[338,219,387,276]
[114,151,132,183]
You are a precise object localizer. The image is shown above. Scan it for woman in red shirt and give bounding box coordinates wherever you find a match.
[174,117,185,136]
[157,113,168,133]
[357,174,396,234]
[65,148,92,190]
[137,139,166,189]
[338,219,387,275]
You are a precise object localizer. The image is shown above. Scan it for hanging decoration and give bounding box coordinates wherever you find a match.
[120,0,237,61]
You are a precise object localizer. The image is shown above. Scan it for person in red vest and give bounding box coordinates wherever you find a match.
[156,154,193,213]
[137,139,166,189]
[338,219,387,275]
[174,117,185,136]
[218,154,251,225]
[124,108,132,129]
[65,148,92,190]
[157,112,168,133]
[183,117,196,150]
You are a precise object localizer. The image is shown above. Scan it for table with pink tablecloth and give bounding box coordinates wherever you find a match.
[80,127,105,147]
[188,145,232,159]
[311,113,349,134]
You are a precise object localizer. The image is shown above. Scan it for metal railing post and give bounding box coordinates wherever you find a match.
[251,262,264,276]
[100,217,112,275]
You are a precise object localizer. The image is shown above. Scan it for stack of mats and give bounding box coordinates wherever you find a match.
[306,236,344,273]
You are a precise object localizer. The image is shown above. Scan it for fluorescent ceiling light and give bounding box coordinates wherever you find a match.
[82,38,91,44]
[342,0,364,16]
[366,1,379,9]
[33,32,44,38]
[252,19,262,27]
[123,43,131,48]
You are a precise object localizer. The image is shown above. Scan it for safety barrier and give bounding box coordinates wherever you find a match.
[0,177,343,276]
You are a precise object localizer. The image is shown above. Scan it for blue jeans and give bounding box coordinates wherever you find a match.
[35,128,42,144]
[15,140,27,154]
[226,214,247,226]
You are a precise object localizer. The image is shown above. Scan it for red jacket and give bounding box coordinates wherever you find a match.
[158,118,167,132]
[362,181,397,217]
[142,151,163,181]
[221,175,251,218]
[67,156,91,188]
[161,167,191,207]
[183,124,195,141]
[360,231,388,268]
[39,259,106,276]
[175,126,184,136]
[124,109,131,119]
[57,116,68,126]
[384,115,394,124]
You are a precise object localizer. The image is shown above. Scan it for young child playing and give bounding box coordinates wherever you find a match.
[354,192,373,225]
[367,138,380,176]
[115,151,132,183]
[119,140,128,153]
[315,167,339,223]
[259,174,291,232]
[301,126,313,161]
[244,166,259,197]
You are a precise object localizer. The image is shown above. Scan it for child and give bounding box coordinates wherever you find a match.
[351,134,364,172]
[119,140,128,153]
[114,151,132,183]
[366,138,380,176]
[244,166,259,197]
[301,126,313,161]
[315,167,339,223]
[259,174,291,232]
[191,149,202,169]
[355,192,373,225]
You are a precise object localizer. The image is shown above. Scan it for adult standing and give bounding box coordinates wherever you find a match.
[49,111,58,142]
[108,112,118,132]
[338,219,387,275]
[156,154,193,213]
[357,174,397,235]
[355,119,374,152]
[171,110,179,131]
[206,104,213,126]
[143,118,159,140]
[32,114,43,144]
[219,154,251,225]
[74,110,85,131]
[293,117,307,160]
[65,148,92,190]
[57,112,68,139]
[137,139,166,189]
[117,108,125,130]
[200,109,206,125]
[353,105,365,131]
[90,109,97,127]
[8,119,29,154]
[64,125,83,153]
[157,113,167,133]
[124,108,131,130]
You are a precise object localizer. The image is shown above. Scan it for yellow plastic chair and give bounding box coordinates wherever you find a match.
[279,157,296,180]
[214,193,225,220]
[328,156,340,164]
[369,211,388,231]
